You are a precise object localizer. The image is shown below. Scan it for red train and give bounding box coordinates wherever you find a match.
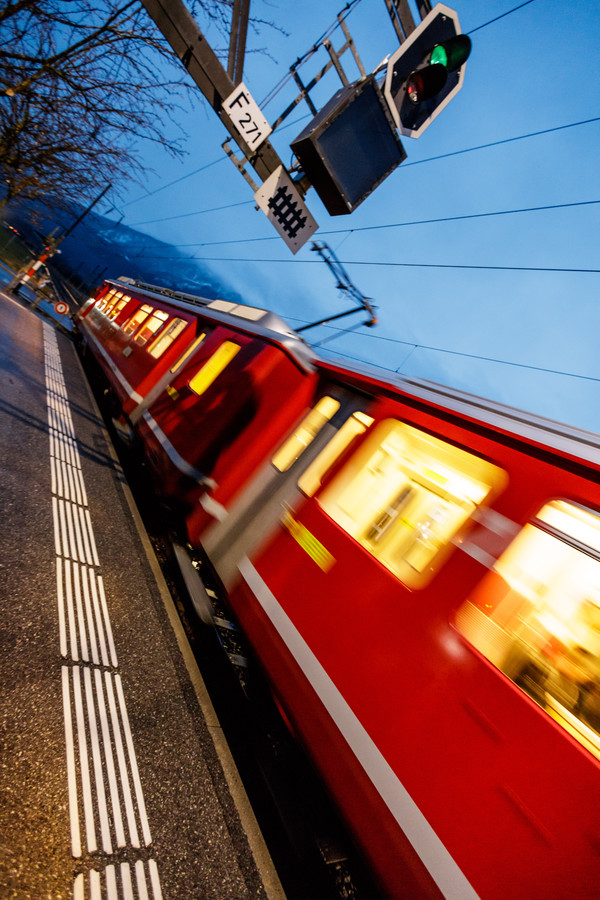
[77,277,600,899]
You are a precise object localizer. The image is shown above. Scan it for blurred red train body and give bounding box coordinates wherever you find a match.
[77,278,317,535]
[78,278,600,899]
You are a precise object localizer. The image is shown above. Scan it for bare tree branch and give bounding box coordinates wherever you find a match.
[0,0,275,214]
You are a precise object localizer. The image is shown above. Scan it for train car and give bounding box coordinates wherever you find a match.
[79,279,600,897]
[203,355,600,899]
[77,278,203,420]
[77,279,317,537]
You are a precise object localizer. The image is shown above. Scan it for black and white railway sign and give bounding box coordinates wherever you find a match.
[222,83,272,149]
[254,167,318,254]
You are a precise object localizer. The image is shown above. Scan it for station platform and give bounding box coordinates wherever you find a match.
[0,287,285,900]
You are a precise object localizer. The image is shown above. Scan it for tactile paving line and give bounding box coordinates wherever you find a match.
[43,323,163,900]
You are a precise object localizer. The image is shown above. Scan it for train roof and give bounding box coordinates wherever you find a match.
[108,278,316,372]
[316,354,600,469]
[101,279,599,467]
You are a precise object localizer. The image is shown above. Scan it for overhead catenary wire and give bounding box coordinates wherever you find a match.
[314,342,600,386]
[467,0,538,35]
[114,197,600,250]
[271,312,600,386]
[121,157,227,208]
[89,248,597,274]
[129,200,252,227]
[402,116,600,169]
[113,114,600,231]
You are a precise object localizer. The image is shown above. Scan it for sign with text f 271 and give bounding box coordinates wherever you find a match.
[222,83,272,150]
[254,167,318,254]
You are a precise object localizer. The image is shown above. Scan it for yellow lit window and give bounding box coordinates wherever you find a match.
[319,419,505,589]
[123,303,153,335]
[170,332,207,373]
[107,295,131,320]
[272,396,341,473]
[104,291,123,318]
[134,309,169,345]
[98,289,117,312]
[456,500,600,760]
[188,341,240,396]
[147,317,187,358]
[298,411,374,497]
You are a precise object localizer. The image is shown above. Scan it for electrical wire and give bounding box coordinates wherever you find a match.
[116,197,600,249]
[111,115,599,232]
[402,117,600,168]
[128,200,252,227]
[467,0,538,35]
[312,318,368,346]
[104,251,598,274]
[121,157,227,208]
[315,342,600,385]
[271,313,600,384]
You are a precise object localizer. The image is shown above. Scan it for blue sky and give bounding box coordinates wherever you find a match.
[110,0,600,433]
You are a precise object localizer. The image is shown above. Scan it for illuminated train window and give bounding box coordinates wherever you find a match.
[272,396,340,473]
[98,289,117,312]
[107,295,131,320]
[318,420,505,589]
[134,308,169,346]
[188,340,240,396]
[103,291,123,315]
[456,501,600,760]
[298,411,374,496]
[123,303,153,335]
[147,317,187,359]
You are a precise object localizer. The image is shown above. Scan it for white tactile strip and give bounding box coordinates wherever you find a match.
[43,324,163,900]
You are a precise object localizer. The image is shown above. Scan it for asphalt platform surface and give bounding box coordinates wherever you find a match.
[0,288,284,900]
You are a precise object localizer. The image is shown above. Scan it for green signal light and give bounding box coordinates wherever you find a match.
[430,45,448,67]
[429,34,472,72]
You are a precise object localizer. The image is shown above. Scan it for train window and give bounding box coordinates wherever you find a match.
[107,295,131,320]
[456,500,600,760]
[134,309,169,346]
[123,303,153,335]
[147,317,187,358]
[271,396,340,473]
[188,340,240,396]
[98,289,117,312]
[318,420,505,589]
[170,332,208,373]
[298,411,374,496]
[103,291,123,315]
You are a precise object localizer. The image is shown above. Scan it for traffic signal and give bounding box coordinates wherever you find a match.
[383,4,471,138]
[290,74,406,216]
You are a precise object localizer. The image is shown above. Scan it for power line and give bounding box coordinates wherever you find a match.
[402,116,600,168]
[323,260,600,274]
[316,341,600,385]
[128,200,252,227]
[122,253,599,275]
[114,115,599,232]
[468,0,537,35]
[120,197,600,249]
[122,157,227,208]
[269,311,600,384]
[321,198,600,237]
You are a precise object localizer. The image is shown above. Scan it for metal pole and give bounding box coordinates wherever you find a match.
[59,183,112,240]
[139,0,285,185]
[228,0,250,84]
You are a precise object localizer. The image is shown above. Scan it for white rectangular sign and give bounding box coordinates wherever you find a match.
[223,83,272,150]
[254,167,318,254]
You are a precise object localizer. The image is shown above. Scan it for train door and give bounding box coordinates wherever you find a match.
[202,385,374,590]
